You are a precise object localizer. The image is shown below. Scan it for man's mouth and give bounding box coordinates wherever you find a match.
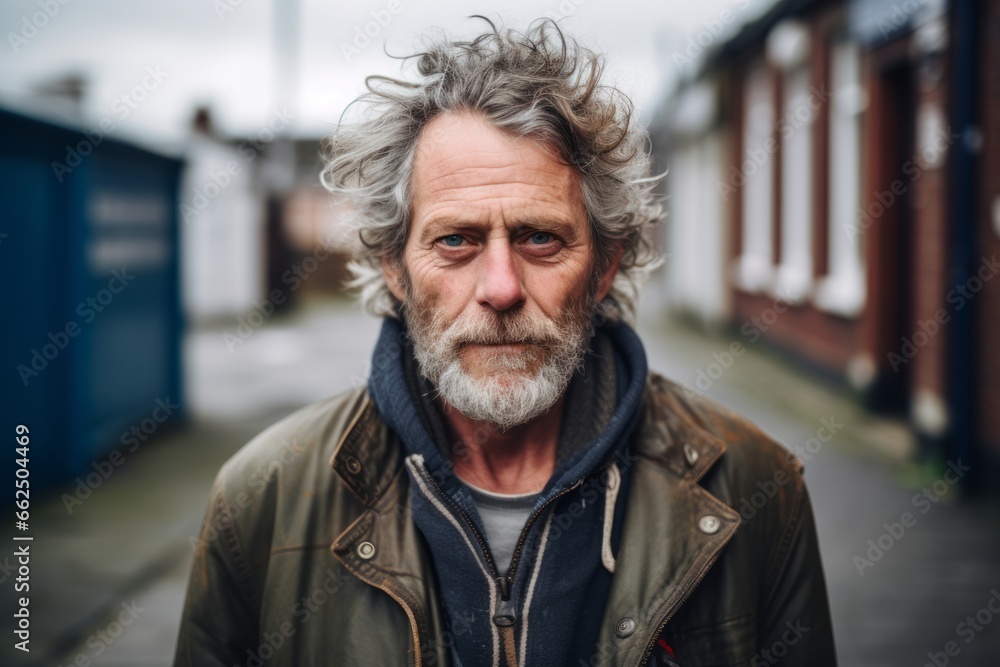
[462,341,530,348]
[459,334,550,346]
[459,341,546,353]
[467,342,532,353]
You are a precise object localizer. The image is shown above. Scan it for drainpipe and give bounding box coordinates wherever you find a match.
[946,0,978,492]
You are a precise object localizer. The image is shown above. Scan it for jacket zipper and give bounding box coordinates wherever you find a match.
[415,464,502,574]
[493,478,584,626]
[352,571,425,667]
[416,463,583,628]
[634,550,725,667]
[333,534,425,667]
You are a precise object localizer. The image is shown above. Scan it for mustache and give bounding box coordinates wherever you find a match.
[442,310,566,349]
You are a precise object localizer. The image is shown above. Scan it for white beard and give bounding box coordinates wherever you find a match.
[428,345,575,431]
[406,293,597,431]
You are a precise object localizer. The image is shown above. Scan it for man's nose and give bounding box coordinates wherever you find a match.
[476,240,526,312]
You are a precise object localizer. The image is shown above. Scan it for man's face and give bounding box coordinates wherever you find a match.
[383,112,619,429]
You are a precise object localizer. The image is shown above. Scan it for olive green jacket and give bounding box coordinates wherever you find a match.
[174,374,836,666]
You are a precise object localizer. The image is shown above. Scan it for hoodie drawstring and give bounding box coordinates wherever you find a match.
[601,462,621,574]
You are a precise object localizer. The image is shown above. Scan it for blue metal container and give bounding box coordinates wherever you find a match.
[1,105,185,491]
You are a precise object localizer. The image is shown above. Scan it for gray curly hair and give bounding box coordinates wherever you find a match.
[320,17,662,322]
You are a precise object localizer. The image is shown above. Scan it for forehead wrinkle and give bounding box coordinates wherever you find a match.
[415,179,578,213]
[411,114,578,193]
[412,170,584,231]
[419,191,580,225]
[412,161,578,205]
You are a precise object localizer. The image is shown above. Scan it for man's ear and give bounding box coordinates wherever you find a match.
[596,245,622,301]
[382,256,406,303]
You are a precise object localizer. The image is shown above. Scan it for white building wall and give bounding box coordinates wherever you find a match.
[774,65,815,303]
[667,132,729,324]
[816,39,866,316]
[735,63,775,292]
[180,134,265,321]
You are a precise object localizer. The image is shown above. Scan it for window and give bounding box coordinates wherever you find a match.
[773,64,815,302]
[735,63,775,292]
[815,39,865,316]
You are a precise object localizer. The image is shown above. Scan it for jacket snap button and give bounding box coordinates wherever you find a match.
[615,617,636,638]
[357,541,376,559]
[683,443,700,466]
[698,515,721,535]
[345,456,362,475]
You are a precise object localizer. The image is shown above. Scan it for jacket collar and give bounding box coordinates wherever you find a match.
[328,394,450,667]
[329,394,402,507]
[328,375,731,504]
[632,375,729,483]
[594,375,740,667]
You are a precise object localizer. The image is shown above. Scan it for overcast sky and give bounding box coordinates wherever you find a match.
[0,0,770,146]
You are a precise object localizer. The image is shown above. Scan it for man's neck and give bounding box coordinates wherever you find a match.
[442,398,564,495]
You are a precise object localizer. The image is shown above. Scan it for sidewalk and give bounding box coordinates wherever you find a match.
[11,297,999,666]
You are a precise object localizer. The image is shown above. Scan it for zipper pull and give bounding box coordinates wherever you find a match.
[493,576,517,627]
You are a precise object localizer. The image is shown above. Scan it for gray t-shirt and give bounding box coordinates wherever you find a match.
[461,479,540,575]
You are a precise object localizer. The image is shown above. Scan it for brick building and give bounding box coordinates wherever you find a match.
[655,0,1000,487]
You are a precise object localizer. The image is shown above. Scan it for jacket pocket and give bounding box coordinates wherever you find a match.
[659,612,757,667]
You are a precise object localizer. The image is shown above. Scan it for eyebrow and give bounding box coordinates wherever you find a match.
[417,217,581,244]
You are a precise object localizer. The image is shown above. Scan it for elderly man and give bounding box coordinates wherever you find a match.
[174,19,836,667]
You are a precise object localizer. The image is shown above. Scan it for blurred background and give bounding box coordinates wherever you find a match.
[1,0,999,664]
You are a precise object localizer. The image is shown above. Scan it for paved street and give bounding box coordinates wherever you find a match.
[13,293,1000,666]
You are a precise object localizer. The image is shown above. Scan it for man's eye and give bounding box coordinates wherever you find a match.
[441,235,465,247]
[528,232,552,244]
